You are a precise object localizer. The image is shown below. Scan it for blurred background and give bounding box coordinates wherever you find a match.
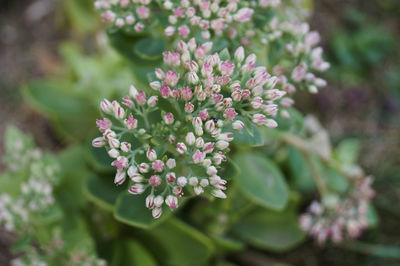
[0,0,399,265]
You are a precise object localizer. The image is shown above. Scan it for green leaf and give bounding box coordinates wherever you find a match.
[288,147,315,192]
[149,217,216,265]
[219,158,241,181]
[214,237,245,253]
[85,174,126,211]
[336,138,360,164]
[112,240,157,266]
[23,80,92,117]
[87,144,114,173]
[231,204,306,251]
[219,48,231,61]
[114,192,171,229]
[134,38,165,61]
[234,152,289,210]
[228,116,264,147]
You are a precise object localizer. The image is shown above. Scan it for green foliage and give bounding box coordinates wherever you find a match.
[231,196,306,251]
[234,152,289,210]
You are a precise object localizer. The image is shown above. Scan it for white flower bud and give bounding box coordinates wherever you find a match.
[185,132,196,146]
[232,120,244,130]
[129,85,138,98]
[200,179,209,187]
[120,142,131,153]
[212,189,227,199]
[154,196,164,207]
[207,166,217,176]
[189,177,198,186]
[152,207,162,219]
[216,141,229,150]
[150,81,161,90]
[146,148,157,161]
[146,194,155,209]
[114,171,126,185]
[234,46,245,62]
[195,137,205,148]
[166,158,176,169]
[177,176,187,187]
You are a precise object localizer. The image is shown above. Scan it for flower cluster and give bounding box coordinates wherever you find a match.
[0,128,60,233]
[299,175,375,244]
[92,38,287,218]
[94,0,152,32]
[162,0,255,40]
[11,241,107,266]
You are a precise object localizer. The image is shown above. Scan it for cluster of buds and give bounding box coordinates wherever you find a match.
[94,0,152,32]
[0,128,60,233]
[264,19,330,96]
[162,0,255,40]
[299,176,375,244]
[11,241,107,266]
[92,38,288,218]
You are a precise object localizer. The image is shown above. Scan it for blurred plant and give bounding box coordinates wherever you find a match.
[0,127,105,266]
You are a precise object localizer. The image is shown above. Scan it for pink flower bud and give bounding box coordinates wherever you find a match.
[149,175,162,186]
[165,70,179,87]
[100,99,113,113]
[112,156,128,170]
[177,142,187,154]
[128,184,144,194]
[252,114,266,125]
[120,142,131,153]
[127,166,137,178]
[266,119,278,128]
[146,148,157,161]
[146,194,155,209]
[195,137,204,148]
[136,5,149,19]
[124,114,138,130]
[108,138,120,149]
[166,172,176,184]
[185,102,194,113]
[187,71,199,84]
[114,171,126,185]
[205,120,215,132]
[92,137,105,148]
[147,96,158,107]
[163,112,174,125]
[219,60,234,76]
[203,142,214,153]
[232,120,244,130]
[136,92,147,105]
[223,108,238,120]
[152,160,164,172]
[189,177,199,186]
[199,109,209,120]
[178,25,190,38]
[138,163,149,173]
[152,207,162,219]
[165,195,178,210]
[192,150,206,164]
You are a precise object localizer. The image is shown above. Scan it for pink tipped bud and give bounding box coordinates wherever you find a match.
[114,171,126,185]
[138,163,149,173]
[234,46,245,62]
[152,207,162,219]
[207,166,217,176]
[177,142,187,154]
[166,172,176,184]
[163,112,174,125]
[146,194,155,209]
[192,149,206,164]
[150,81,161,90]
[149,175,162,186]
[212,189,227,199]
[146,149,157,161]
[100,99,113,113]
[152,160,164,172]
[216,141,229,150]
[165,195,178,210]
[92,137,105,148]
[232,120,244,130]
[147,96,158,107]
